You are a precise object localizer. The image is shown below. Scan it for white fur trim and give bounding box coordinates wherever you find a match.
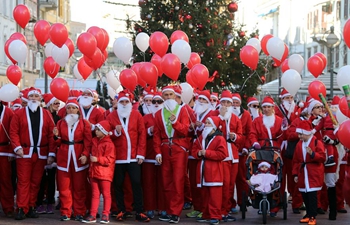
[220,97,233,103]
[47,97,57,107]
[96,123,110,135]
[232,96,241,103]
[206,117,217,130]
[28,90,41,96]
[198,95,210,103]
[296,128,312,135]
[210,95,218,100]
[162,88,175,93]
[258,161,271,168]
[280,93,291,98]
[66,102,79,108]
[118,97,130,102]
[261,102,274,107]
[247,100,259,106]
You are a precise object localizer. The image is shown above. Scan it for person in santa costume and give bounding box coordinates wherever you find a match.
[57,89,82,118]
[106,89,149,222]
[0,99,15,217]
[138,87,155,116]
[91,89,106,113]
[153,85,191,223]
[82,120,116,224]
[10,87,55,220]
[142,92,166,219]
[292,120,326,225]
[210,92,219,110]
[191,116,228,225]
[11,98,22,111]
[79,89,104,131]
[53,99,92,221]
[247,97,261,121]
[20,88,30,107]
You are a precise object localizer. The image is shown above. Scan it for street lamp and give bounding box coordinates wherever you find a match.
[326,26,340,97]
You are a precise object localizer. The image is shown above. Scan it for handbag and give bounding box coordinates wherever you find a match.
[284,140,298,159]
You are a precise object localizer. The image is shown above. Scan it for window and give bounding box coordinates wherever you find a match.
[345,0,349,19]
[343,44,348,66]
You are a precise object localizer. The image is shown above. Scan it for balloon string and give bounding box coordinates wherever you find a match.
[182,104,204,150]
[237,70,256,93]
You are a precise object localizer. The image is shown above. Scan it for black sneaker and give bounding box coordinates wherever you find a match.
[81,215,97,223]
[337,208,348,213]
[60,215,70,221]
[15,208,26,220]
[158,214,171,222]
[169,215,180,223]
[325,157,336,167]
[183,202,192,210]
[136,213,150,222]
[100,214,109,224]
[293,208,301,214]
[26,207,39,218]
[75,214,84,221]
[317,208,326,214]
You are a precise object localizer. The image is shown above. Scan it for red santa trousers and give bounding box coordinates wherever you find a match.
[161,145,188,216]
[337,164,346,210]
[111,173,133,212]
[90,178,111,217]
[57,161,87,217]
[156,165,166,211]
[142,162,164,211]
[228,163,238,210]
[221,161,231,215]
[16,153,46,213]
[184,170,192,203]
[235,155,249,207]
[0,156,14,214]
[281,155,295,195]
[188,159,203,211]
[202,186,222,220]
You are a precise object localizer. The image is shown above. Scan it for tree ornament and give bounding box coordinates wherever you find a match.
[227,2,238,13]
[185,14,192,20]
[175,6,179,10]
[189,24,193,29]
[221,81,226,86]
[238,31,245,37]
[139,0,147,6]
[188,0,192,4]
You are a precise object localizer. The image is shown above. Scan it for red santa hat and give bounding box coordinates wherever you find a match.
[12,98,22,107]
[231,93,241,103]
[206,116,221,130]
[258,161,271,169]
[27,87,42,97]
[198,90,211,103]
[68,89,82,100]
[82,88,94,97]
[331,95,340,106]
[66,99,79,108]
[173,85,182,97]
[261,96,274,107]
[306,96,313,103]
[43,93,57,107]
[300,101,309,113]
[247,97,259,107]
[279,88,291,98]
[152,92,163,100]
[118,89,133,102]
[211,92,219,100]
[307,99,322,114]
[20,88,30,102]
[143,87,155,99]
[96,120,112,135]
[92,90,98,97]
[162,85,175,93]
[220,90,233,103]
[296,120,313,135]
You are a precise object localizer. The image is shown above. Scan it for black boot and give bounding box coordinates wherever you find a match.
[15,208,26,220]
[328,187,337,220]
[26,207,39,218]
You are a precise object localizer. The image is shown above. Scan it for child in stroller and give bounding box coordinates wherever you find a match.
[248,162,278,193]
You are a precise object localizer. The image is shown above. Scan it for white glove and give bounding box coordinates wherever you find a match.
[323,135,334,145]
[312,115,323,126]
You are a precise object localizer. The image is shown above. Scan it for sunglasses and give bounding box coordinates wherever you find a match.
[211,99,217,102]
[152,100,164,104]
[53,102,60,105]
[250,105,259,108]
[313,105,324,109]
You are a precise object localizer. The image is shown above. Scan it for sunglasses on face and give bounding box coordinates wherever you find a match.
[152,100,164,104]
[250,105,259,108]
[53,102,60,105]
[313,105,324,110]
[211,99,217,103]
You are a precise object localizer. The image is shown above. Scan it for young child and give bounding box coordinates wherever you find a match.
[82,121,116,224]
[191,116,228,225]
[248,162,278,193]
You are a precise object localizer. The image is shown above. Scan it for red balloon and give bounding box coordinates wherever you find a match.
[34,20,51,46]
[187,52,201,69]
[139,62,158,87]
[344,19,350,49]
[308,80,326,101]
[103,49,108,61]
[77,32,97,57]
[84,49,104,70]
[314,52,327,70]
[10,32,27,44]
[65,38,74,58]
[191,64,209,90]
[6,65,22,85]
[170,30,189,45]
[240,45,259,70]
[281,59,289,73]
[337,120,350,149]
[120,69,138,91]
[149,32,169,57]
[339,96,350,118]
[100,28,109,51]
[4,39,17,64]
[150,54,163,77]
[131,63,147,87]
[77,58,93,80]
[50,78,70,102]
[186,70,197,88]
[44,57,60,79]
[307,55,324,78]
[161,53,181,81]
[273,44,289,66]
[261,34,273,55]
[49,23,68,48]
[87,26,105,51]
[13,4,30,29]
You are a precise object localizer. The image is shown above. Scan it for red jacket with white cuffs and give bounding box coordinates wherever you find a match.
[0,106,14,157]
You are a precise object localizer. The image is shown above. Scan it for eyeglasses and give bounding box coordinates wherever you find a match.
[250,105,259,108]
[152,100,164,104]
[95,128,101,131]
[313,105,324,110]
[144,99,152,102]
[262,105,272,108]
[211,99,217,103]
[53,102,60,105]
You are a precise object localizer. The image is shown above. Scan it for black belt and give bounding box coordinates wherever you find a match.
[324,128,334,131]
[61,140,84,145]
[22,144,48,148]
[0,142,10,146]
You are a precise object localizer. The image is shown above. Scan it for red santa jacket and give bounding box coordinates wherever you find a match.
[55,118,92,172]
[153,105,190,156]
[292,136,326,192]
[80,106,104,130]
[89,136,116,182]
[103,108,114,119]
[192,132,228,187]
[275,103,299,124]
[0,106,14,157]
[237,109,253,152]
[143,113,157,163]
[287,116,308,142]
[249,115,284,149]
[106,110,146,163]
[10,107,55,159]
[321,115,338,173]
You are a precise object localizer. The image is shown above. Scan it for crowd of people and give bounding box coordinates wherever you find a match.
[0,84,347,225]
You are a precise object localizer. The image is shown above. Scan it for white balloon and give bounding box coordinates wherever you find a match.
[288,54,304,74]
[73,64,83,80]
[246,38,261,53]
[0,83,19,102]
[336,109,349,124]
[266,37,285,61]
[180,82,194,104]
[337,65,350,94]
[135,32,150,52]
[52,45,69,67]
[171,40,191,64]
[8,40,28,64]
[107,85,117,99]
[106,70,121,90]
[113,37,133,65]
[45,42,55,57]
[281,69,301,96]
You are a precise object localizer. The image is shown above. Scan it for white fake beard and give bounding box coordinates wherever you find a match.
[79,96,93,107]
[222,106,233,120]
[250,107,260,119]
[142,103,152,115]
[65,114,79,127]
[232,106,240,116]
[12,105,22,111]
[192,100,200,112]
[263,114,275,129]
[202,127,214,140]
[210,102,217,110]
[283,100,295,112]
[27,100,40,112]
[151,104,163,115]
[117,102,132,118]
[331,105,338,116]
[164,99,178,112]
[195,102,209,115]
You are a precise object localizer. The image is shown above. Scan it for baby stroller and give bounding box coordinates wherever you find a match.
[241,146,287,224]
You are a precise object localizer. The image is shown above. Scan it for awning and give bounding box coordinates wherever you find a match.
[258,7,279,17]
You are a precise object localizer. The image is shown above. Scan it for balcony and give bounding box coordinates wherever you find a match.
[40,0,58,10]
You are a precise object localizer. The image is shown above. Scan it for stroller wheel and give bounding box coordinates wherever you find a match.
[283,192,288,220]
[262,200,267,224]
[242,191,246,219]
